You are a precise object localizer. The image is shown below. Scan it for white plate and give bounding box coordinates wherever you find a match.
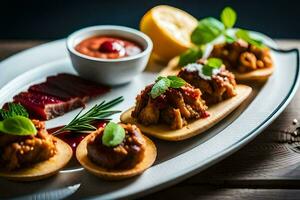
[0,36,299,200]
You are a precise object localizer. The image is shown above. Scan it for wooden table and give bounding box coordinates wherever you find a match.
[1,40,300,199]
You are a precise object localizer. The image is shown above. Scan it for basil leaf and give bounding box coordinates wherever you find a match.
[235,29,251,40]
[102,122,125,147]
[202,65,213,76]
[179,47,203,66]
[201,58,222,77]
[235,29,265,48]
[191,17,225,45]
[0,116,37,136]
[150,76,186,98]
[207,58,223,68]
[221,7,237,29]
[0,103,29,120]
[225,34,235,43]
[167,76,186,88]
[156,76,164,81]
[150,77,171,99]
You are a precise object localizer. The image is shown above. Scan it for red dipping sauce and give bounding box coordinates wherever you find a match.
[48,121,106,153]
[75,36,143,59]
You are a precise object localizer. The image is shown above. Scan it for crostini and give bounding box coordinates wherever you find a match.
[76,122,156,180]
[121,72,251,141]
[0,119,72,181]
[209,39,274,81]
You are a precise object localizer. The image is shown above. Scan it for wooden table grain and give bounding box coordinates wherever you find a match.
[1,39,300,200]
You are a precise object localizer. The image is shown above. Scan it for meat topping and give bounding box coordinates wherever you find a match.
[0,120,57,171]
[87,124,145,169]
[209,40,273,73]
[178,60,237,105]
[132,83,208,129]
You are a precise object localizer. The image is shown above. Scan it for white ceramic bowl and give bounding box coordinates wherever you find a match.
[66,25,153,85]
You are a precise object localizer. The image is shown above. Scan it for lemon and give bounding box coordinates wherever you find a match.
[140,5,198,61]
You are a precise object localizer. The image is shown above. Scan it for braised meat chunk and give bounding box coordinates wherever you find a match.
[210,40,273,73]
[0,120,57,171]
[178,60,237,105]
[132,83,208,129]
[87,124,146,169]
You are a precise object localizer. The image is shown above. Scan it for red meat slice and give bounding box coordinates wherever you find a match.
[10,74,110,120]
[46,74,109,97]
[13,92,85,120]
[29,83,74,100]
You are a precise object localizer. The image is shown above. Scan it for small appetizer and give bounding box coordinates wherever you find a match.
[0,103,72,181]
[209,38,273,81]
[9,73,109,120]
[131,76,208,129]
[76,122,156,180]
[51,96,124,152]
[121,75,252,141]
[172,6,274,81]
[178,58,237,105]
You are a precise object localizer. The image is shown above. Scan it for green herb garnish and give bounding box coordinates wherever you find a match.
[0,103,36,136]
[0,116,37,136]
[180,6,266,66]
[191,17,225,45]
[202,58,223,76]
[102,122,125,147]
[179,46,204,67]
[191,6,262,47]
[220,6,237,29]
[0,103,29,120]
[224,34,235,43]
[207,57,223,68]
[150,76,186,99]
[150,77,171,99]
[202,65,214,76]
[53,96,124,135]
[190,7,235,45]
[235,29,265,48]
[167,75,186,88]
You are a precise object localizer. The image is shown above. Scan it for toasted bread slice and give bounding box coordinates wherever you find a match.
[76,134,157,180]
[120,85,252,141]
[233,67,274,81]
[0,137,72,181]
[160,56,274,81]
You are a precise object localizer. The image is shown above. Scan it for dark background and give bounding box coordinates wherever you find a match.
[1,0,300,39]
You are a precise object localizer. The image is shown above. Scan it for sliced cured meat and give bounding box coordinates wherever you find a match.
[47,74,109,97]
[7,74,109,120]
[13,92,84,120]
[29,83,73,100]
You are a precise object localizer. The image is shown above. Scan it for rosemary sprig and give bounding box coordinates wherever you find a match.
[52,96,124,135]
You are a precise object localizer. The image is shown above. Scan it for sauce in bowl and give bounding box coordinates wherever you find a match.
[75,36,143,59]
